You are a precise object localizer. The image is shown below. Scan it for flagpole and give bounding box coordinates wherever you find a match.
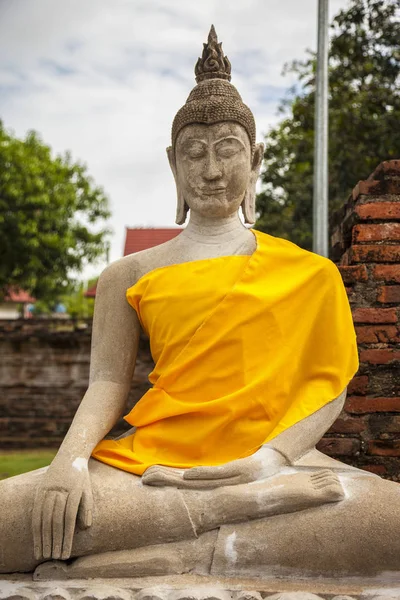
[313,0,329,256]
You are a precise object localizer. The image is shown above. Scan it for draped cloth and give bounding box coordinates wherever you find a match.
[92,230,359,475]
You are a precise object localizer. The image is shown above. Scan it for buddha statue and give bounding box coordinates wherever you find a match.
[2,26,400,583]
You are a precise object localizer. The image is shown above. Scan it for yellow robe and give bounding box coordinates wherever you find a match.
[92,230,359,475]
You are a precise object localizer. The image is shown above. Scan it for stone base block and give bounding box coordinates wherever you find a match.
[1,575,400,600]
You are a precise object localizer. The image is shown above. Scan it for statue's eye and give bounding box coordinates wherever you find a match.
[215,139,242,158]
[185,142,206,159]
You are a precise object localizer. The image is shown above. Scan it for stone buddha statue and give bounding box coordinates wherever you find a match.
[2,26,400,584]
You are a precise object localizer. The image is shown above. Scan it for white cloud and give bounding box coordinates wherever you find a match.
[0,0,350,278]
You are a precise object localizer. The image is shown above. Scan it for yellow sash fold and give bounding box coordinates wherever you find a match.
[92,230,359,475]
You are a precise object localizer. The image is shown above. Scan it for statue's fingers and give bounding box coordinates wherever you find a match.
[310,469,334,480]
[311,471,338,483]
[32,489,45,560]
[77,483,94,529]
[144,465,185,476]
[142,469,183,487]
[314,476,342,489]
[178,475,242,489]
[61,490,81,560]
[52,492,67,559]
[142,466,184,485]
[42,491,57,559]
[183,462,240,480]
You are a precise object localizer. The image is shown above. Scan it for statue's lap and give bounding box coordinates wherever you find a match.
[3,458,400,579]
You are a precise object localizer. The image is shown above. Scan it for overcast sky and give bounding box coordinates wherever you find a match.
[0,0,349,279]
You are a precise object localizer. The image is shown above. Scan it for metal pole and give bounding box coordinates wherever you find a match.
[313,0,329,257]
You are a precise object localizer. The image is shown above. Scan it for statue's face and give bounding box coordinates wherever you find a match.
[174,122,252,218]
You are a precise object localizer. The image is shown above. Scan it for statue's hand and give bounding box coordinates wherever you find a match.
[142,446,288,489]
[32,457,93,561]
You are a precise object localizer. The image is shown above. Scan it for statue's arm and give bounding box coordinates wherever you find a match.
[32,259,140,561]
[264,388,347,464]
[54,259,140,464]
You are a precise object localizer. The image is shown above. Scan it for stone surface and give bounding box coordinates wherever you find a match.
[2,576,400,600]
[0,576,400,600]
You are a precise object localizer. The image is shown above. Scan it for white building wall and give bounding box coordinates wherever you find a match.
[0,304,20,319]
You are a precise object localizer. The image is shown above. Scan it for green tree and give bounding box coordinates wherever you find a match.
[0,122,110,300]
[256,0,400,250]
[62,279,97,319]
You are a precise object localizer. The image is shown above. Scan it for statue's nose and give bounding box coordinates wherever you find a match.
[203,152,222,181]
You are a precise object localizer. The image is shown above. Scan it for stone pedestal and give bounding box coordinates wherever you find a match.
[1,575,400,600]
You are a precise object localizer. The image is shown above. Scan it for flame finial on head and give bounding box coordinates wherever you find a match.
[195,25,232,83]
[172,25,255,152]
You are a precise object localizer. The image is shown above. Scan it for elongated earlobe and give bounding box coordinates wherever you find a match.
[176,189,189,225]
[167,146,189,225]
[241,185,256,224]
[241,142,264,225]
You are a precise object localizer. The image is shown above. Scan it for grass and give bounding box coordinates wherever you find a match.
[0,450,57,480]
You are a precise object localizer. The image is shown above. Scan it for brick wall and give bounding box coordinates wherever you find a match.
[0,319,153,449]
[321,159,400,479]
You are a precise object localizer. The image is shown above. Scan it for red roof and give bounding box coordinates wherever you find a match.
[4,288,35,303]
[85,284,97,298]
[123,228,183,256]
[84,228,183,298]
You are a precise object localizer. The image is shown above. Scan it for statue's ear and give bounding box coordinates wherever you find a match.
[167,146,189,225]
[167,146,177,181]
[241,142,264,225]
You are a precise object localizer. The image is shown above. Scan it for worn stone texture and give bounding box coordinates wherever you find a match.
[1,576,400,600]
[0,319,153,449]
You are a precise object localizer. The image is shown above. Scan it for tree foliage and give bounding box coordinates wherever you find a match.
[255,0,400,250]
[61,279,96,319]
[32,278,97,318]
[0,122,110,300]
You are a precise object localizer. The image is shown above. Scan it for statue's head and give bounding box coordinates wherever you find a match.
[167,26,264,225]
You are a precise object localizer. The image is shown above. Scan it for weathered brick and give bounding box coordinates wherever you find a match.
[384,416,400,433]
[0,319,154,448]
[355,202,400,220]
[338,265,368,285]
[368,440,400,457]
[370,159,400,179]
[361,464,388,476]
[369,369,400,397]
[352,307,398,323]
[351,245,400,263]
[347,396,400,414]
[353,179,400,199]
[373,265,400,283]
[317,437,360,456]
[330,162,400,478]
[327,417,366,434]
[347,375,368,395]
[355,325,399,344]
[360,349,400,364]
[340,249,351,266]
[377,285,400,304]
[345,287,357,303]
[353,223,400,242]
[369,414,400,434]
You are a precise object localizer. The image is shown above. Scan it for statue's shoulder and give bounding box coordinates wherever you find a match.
[258,231,340,280]
[100,237,180,288]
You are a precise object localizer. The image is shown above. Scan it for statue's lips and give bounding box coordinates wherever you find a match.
[202,188,226,196]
